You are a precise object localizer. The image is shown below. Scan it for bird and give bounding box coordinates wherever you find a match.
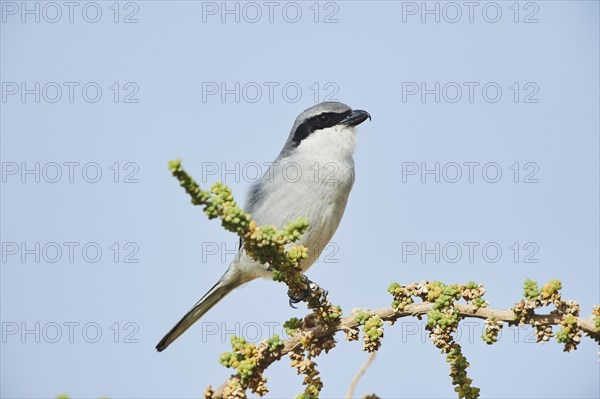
[156,101,371,351]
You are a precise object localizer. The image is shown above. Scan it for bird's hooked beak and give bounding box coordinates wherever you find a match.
[340,109,371,127]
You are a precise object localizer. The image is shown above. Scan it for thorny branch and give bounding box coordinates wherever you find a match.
[206,300,599,399]
[168,160,600,399]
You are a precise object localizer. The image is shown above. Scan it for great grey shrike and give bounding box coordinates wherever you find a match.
[157,101,370,351]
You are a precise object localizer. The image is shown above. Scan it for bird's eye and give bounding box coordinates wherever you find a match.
[318,114,330,123]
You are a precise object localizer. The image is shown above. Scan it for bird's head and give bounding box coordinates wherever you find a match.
[280,102,371,159]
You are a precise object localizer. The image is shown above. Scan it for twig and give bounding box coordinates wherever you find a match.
[345,352,377,399]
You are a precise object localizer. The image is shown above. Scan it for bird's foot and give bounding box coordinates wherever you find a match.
[288,275,311,308]
[312,284,329,306]
[287,275,329,308]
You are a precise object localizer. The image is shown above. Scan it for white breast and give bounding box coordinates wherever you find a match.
[239,125,357,277]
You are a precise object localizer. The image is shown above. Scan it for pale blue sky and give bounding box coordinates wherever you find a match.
[1,1,599,398]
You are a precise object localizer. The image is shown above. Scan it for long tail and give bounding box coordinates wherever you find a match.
[156,276,240,352]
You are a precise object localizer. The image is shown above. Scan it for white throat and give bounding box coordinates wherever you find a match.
[292,125,357,164]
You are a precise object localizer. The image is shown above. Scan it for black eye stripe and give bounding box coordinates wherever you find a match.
[291,110,351,146]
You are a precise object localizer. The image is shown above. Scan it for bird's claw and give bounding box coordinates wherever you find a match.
[287,276,329,308]
[313,284,329,306]
[287,275,312,308]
